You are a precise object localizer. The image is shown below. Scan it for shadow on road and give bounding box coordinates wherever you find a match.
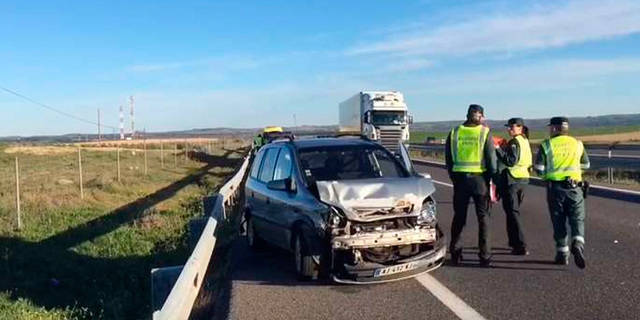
[0,150,242,319]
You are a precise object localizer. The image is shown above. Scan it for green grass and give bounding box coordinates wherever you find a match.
[410,125,640,144]
[0,141,248,319]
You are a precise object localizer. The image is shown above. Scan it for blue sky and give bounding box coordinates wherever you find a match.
[1,0,639,136]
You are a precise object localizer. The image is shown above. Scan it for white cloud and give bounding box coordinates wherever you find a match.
[347,0,640,57]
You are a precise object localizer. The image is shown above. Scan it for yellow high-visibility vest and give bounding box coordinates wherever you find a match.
[541,135,584,181]
[508,135,532,178]
[451,125,489,173]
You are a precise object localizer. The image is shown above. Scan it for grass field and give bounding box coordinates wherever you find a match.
[0,139,248,319]
[410,125,640,144]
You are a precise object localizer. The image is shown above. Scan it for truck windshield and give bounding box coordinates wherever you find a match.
[298,145,408,181]
[371,111,406,125]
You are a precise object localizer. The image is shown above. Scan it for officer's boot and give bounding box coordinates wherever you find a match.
[450,248,463,266]
[554,252,569,265]
[571,240,586,269]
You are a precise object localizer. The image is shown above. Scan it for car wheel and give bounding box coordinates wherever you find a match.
[246,217,264,251]
[293,231,319,280]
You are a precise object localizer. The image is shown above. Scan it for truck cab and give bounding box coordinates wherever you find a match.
[339,91,413,152]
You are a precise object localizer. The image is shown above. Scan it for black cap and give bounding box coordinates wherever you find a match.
[548,116,569,126]
[468,104,484,114]
[505,117,524,127]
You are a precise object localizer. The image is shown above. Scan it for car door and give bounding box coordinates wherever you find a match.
[264,146,301,249]
[251,146,281,245]
[246,148,266,217]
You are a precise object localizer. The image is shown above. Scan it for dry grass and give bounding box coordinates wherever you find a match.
[577,131,640,143]
[0,139,249,319]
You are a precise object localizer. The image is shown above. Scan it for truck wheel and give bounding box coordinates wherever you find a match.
[246,217,264,251]
[294,231,319,280]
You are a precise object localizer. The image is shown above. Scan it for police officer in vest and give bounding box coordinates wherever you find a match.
[496,118,532,256]
[445,104,497,266]
[534,117,590,268]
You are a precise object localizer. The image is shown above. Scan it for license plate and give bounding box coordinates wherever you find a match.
[373,262,419,277]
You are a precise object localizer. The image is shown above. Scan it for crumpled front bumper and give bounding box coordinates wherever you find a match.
[331,233,447,284]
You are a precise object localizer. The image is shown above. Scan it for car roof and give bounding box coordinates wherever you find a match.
[277,137,381,149]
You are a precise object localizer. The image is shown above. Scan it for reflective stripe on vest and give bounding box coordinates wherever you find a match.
[451,125,489,173]
[541,135,583,181]
[508,135,532,178]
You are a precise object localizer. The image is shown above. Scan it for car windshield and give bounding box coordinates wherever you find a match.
[297,145,408,181]
[371,111,406,125]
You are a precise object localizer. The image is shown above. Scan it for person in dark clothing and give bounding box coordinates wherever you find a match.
[445,104,498,266]
[496,118,532,256]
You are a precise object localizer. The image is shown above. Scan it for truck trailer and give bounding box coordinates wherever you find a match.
[339,91,412,151]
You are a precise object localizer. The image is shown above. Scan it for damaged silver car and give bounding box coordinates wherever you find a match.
[244,136,446,284]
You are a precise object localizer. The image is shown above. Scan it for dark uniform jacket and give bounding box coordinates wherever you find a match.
[496,136,529,185]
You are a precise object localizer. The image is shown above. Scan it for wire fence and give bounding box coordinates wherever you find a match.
[0,138,245,231]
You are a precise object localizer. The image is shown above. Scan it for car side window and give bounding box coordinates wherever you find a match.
[273,147,293,181]
[259,148,280,182]
[250,149,266,179]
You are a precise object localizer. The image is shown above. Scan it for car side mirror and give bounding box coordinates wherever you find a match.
[267,178,296,193]
[364,111,371,124]
[408,115,414,124]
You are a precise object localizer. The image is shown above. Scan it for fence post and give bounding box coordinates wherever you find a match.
[608,148,613,184]
[117,147,121,183]
[15,156,21,230]
[174,144,178,168]
[78,147,84,200]
[161,143,164,168]
[144,140,148,176]
[184,141,188,163]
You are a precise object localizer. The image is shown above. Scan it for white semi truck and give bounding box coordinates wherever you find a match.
[339,91,412,151]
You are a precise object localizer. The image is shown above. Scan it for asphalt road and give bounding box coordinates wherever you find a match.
[410,144,640,170]
[218,162,640,320]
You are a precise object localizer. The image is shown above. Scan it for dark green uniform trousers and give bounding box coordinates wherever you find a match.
[546,182,586,256]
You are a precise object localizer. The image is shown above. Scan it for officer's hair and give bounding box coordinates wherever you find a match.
[551,124,569,134]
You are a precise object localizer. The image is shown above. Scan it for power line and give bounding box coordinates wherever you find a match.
[0,85,119,130]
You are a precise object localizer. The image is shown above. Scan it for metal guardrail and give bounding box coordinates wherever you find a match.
[152,153,251,320]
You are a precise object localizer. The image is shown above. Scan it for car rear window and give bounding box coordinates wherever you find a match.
[297,145,407,181]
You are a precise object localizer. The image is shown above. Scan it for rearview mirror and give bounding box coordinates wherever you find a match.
[407,115,414,124]
[267,178,296,193]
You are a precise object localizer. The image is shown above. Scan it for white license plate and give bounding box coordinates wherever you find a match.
[373,262,419,277]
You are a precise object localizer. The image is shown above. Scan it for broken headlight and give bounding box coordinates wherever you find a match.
[418,198,437,226]
[329,206,345,227]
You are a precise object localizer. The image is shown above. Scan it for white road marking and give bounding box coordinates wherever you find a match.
[433,180,453,188]
[415,273,487,320]
[423,171,486,319]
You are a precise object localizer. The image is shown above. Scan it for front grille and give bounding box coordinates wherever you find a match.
[379,129,403,150]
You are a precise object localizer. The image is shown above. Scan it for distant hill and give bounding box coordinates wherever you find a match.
[412,113,640,132]
[2,113,638,143]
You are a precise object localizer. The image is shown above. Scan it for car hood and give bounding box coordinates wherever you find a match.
[316,177,436,222]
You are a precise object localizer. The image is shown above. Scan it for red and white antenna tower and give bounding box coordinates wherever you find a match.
[129,95,135,140]
[119,105,125,140]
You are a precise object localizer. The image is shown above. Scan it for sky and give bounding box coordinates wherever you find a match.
[1,0,639,136]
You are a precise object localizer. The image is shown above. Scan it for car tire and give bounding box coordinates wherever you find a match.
[246,216,264,251]
[293,229,319,281]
